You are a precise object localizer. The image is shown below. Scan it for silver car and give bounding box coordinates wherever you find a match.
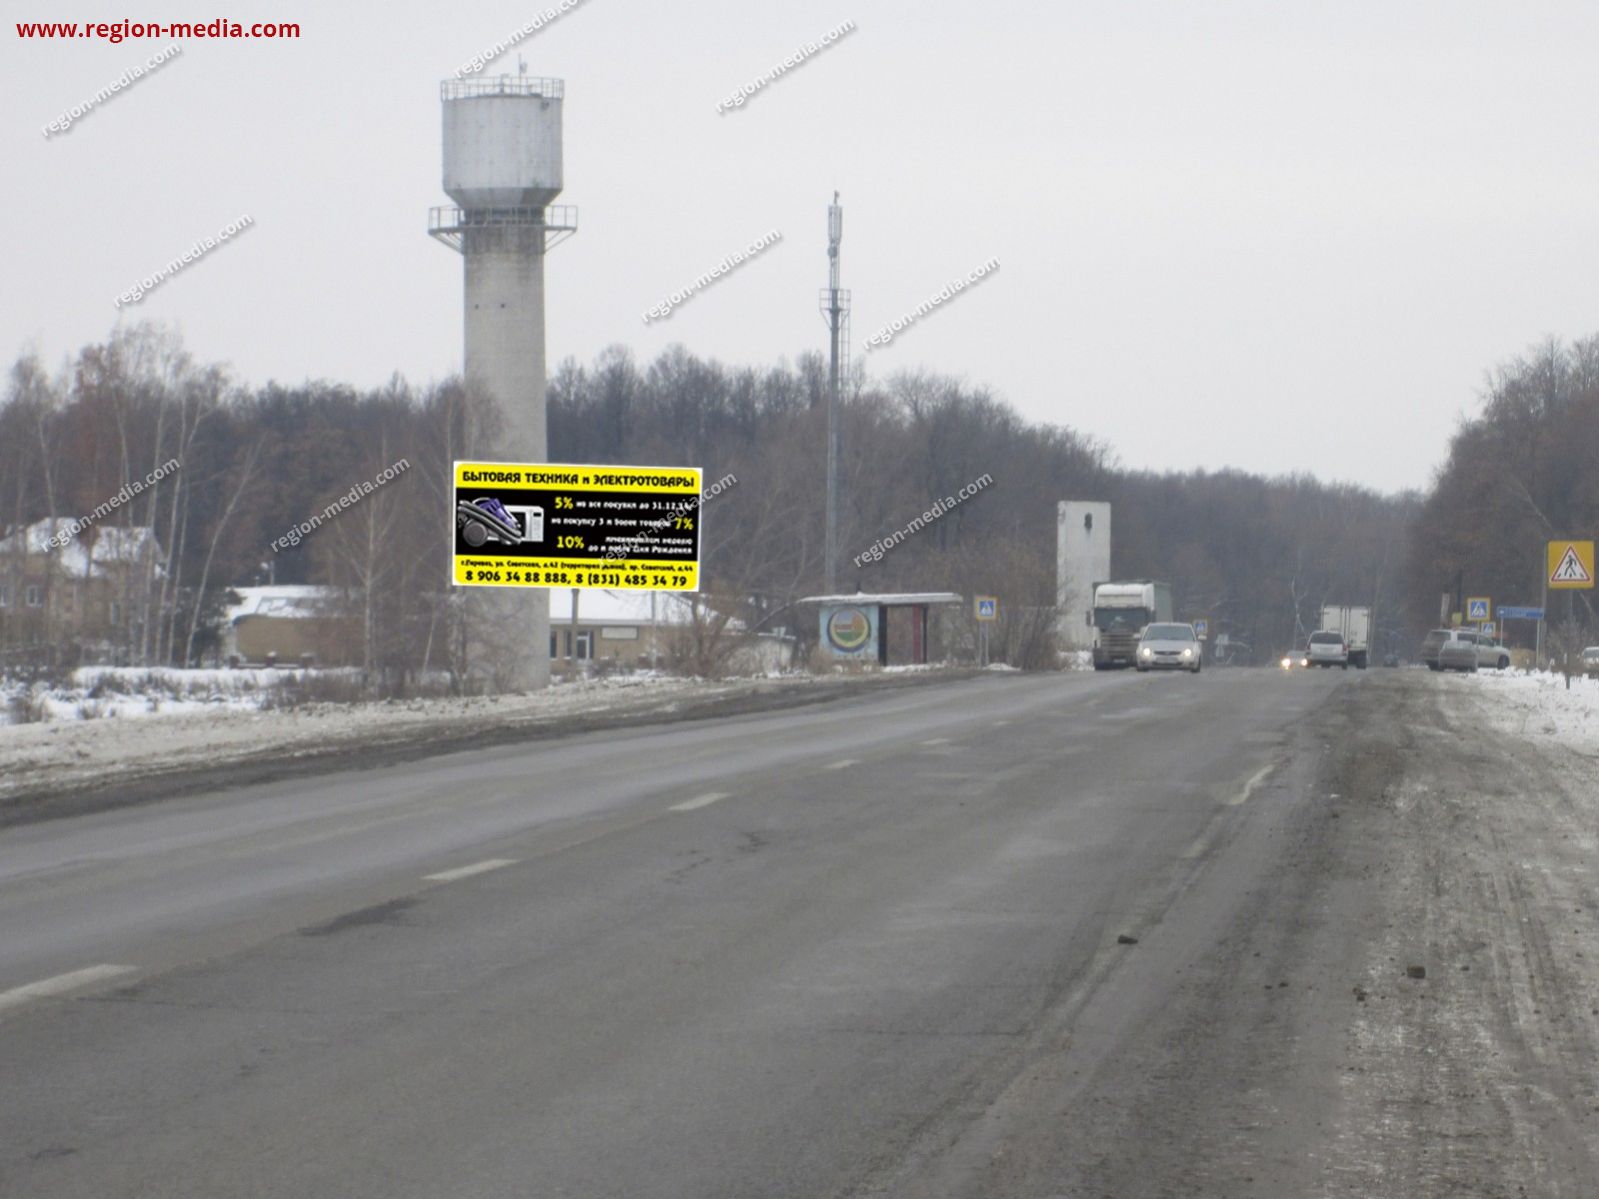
[1473,634,1511,670]
[1306,630,1349,669]
[1420,628,1478,672]
[1136,622,1202,673]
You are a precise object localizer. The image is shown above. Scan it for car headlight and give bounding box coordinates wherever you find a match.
[1139,646,1152,658]
[1181,648,1192,659]
[1281,656,1292,669]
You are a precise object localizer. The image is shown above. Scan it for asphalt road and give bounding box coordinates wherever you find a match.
[2,667,1369,1196]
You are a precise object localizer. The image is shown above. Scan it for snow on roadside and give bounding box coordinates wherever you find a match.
[0,672,788,804]
[1449,668,1599,753]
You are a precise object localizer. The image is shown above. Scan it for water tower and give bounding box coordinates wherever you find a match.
[1057,501,1111,650]
[430,74,577,689]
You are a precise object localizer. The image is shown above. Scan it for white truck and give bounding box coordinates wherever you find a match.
[1090,580,1174,670]
[1318,604,1372,670]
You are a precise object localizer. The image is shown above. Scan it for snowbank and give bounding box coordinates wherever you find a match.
[1449,668,1599,754]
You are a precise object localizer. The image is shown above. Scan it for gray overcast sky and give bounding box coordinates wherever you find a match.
[5,0,1598,494]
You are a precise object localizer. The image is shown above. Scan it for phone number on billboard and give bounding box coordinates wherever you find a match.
[461,568,691,587]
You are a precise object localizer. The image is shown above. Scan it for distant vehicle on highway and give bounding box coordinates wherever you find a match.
[1472,633,1511,671]
[1583,646,1599,677]
[1306,630,1349,669]
[1135,622,1202,673]
[1382,652,1401,668]
[1420,628,1479,672]
[1091,580,1173,670]
[1318,605,1372,669]
[1280,645,1310,670]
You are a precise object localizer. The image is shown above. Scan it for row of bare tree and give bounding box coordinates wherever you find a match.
[3,322,1428,685]
[1404,335,1598,656]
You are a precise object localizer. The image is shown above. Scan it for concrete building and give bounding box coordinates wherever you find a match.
[1057,501,1111,651]
[550,590,795,673]
[0,518,167,663]
[430,74,578,691]
[219,586,794,674]
[222,586,353,666]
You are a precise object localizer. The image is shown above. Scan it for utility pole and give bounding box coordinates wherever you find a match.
[820,193,849,592]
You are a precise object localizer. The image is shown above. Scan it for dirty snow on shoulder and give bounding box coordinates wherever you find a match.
[1451,669,1599,753]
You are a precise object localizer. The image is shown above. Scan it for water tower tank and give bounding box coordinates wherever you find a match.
[442,77,564,210]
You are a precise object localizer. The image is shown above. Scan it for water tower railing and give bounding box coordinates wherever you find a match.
[441,77,564,101]
[428,204,579,252]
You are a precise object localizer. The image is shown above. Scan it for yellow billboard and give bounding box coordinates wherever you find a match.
[453,461,702,591]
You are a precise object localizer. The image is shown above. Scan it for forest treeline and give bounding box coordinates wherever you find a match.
[1406,335,1599,643]
[4,321,1588,682]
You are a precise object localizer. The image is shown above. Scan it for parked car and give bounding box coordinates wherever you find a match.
[1583,646,1599,678]
[1135,622,1202,673]
[1420,628,1479,672]
[1473,634,1511,671]
[1306,630,1349,669]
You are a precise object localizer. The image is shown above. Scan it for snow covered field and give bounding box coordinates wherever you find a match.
[3,667,321,723]
[1450,667,1599,753]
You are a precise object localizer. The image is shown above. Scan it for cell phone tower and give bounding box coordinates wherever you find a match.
[820,193,849,591]
[430,72,577,689]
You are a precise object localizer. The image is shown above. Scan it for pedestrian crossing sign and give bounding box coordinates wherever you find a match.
[975,596,998,621]
[1547,541,1595,590]
[1465,597,1490,621]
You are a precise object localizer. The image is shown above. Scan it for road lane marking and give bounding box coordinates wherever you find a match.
[823,759,858,770]
[1227,763,1277,806]
[424,859,518,883]
[990,719,1011,727]
[670,792,730,812]
[0,965,136,1016]
[920,738,953,746]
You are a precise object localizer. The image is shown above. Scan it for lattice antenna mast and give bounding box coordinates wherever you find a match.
[820,192,850,591]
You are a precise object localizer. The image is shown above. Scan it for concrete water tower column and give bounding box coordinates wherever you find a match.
[430,75,578,690]
[1057,501,1111,651]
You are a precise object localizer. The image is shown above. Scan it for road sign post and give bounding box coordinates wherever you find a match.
[1542,541,1593,667]
[974,596,997,666]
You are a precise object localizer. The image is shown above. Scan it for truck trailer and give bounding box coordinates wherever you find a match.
[1318,604,1373,670]
[1090,580,1174,669]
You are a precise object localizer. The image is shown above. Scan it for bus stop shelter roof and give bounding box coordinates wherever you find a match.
[797,592,964,606]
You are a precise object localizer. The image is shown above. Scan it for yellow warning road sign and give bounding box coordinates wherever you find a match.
[1547,540,1595,590]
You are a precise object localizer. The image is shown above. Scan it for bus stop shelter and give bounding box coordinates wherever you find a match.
[799,592,963,666]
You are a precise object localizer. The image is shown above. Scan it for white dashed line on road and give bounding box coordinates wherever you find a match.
[920,738,953,747]
[424,859,518,883]
[1227,763,1277,806]
[0,964,136,1017]
[670,792,731,812]
[824,759,858,770]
